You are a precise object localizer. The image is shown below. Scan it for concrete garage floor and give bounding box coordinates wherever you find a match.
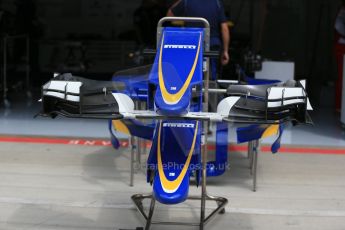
[0,142,345,230]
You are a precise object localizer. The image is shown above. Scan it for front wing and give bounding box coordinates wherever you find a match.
[40,74,312,125]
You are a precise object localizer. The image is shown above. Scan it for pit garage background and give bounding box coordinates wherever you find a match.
[1,1,345,230]
[0,0,341,106]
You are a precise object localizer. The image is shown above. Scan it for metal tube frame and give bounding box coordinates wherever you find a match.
[131,17,228,230]
[129,101,148,187]
[131,182,228,229]
[248,140,260,192]
[135,101,142,171]
[130,136,136,187]
[248,141,254,166]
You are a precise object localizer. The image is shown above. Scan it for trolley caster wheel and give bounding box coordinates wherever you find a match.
[219,208,225,214]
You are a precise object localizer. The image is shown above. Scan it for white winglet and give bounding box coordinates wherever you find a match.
[112,93,135,113]
[217,97,241,116]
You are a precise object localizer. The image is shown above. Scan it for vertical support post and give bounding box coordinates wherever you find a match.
[200,19,210,230]
[136,137,141,167]
[252,139,259,192]
[249,141,254,173]
[141,101,148,156]
[135,101,142,171]
[200,120,208,230]
[247,140,252,159]
[130,136,135,187]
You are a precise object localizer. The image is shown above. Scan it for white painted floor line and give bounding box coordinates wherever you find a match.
[1,197,345,217]
[224,207,345,217]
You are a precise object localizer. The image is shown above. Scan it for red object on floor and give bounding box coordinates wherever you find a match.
[0,136,113,147]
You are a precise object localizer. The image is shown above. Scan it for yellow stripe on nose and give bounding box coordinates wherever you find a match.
[157,121,199,193]
[158,34,202,105]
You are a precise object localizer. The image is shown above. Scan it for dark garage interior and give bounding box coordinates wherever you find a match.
[0,0,341,104]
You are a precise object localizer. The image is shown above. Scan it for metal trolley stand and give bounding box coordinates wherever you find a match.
[131,17,228,230]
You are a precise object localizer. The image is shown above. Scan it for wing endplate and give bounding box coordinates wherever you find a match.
[40,73,131,119]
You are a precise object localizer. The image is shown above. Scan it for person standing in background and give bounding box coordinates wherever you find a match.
[167,0,230,80]
[334,0,345,112]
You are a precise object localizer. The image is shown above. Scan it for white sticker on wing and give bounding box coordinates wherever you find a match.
[43,81,82,102]
[43,81,82,94]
